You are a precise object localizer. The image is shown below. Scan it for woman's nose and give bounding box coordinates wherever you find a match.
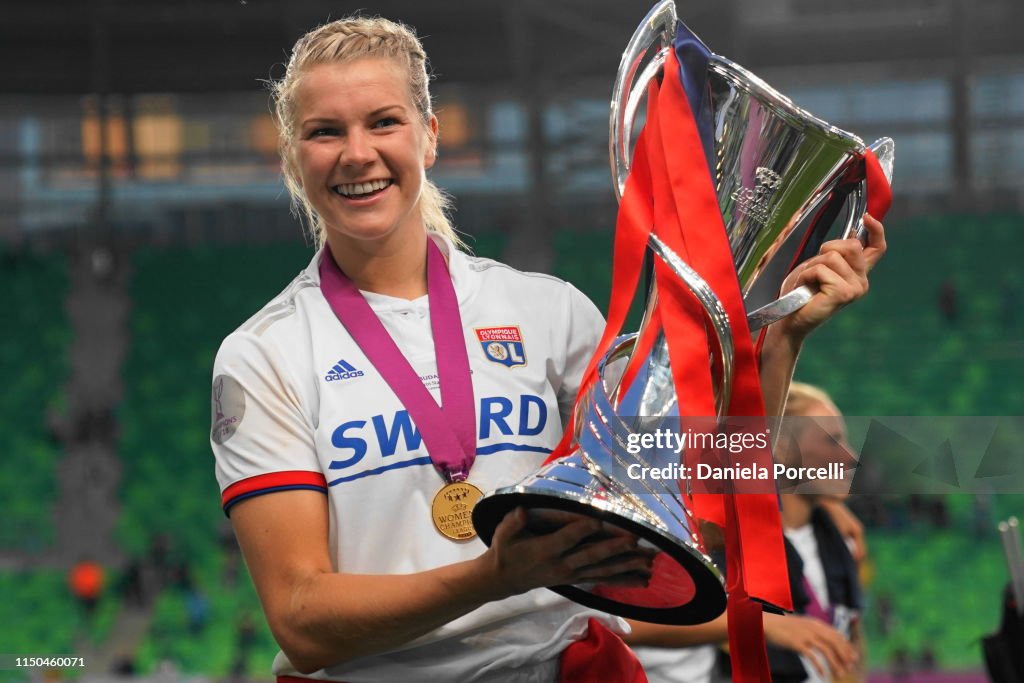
[339,130,375,167]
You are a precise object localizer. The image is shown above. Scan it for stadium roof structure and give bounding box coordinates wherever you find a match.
[2,0,1022,95]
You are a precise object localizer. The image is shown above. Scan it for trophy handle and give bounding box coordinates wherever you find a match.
[746,137,894,331]
[610,0,677,200]
[849,137,895,243]
[600,236,735,423]
[647,234,734,417]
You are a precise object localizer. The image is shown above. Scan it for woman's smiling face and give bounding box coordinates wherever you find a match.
[292,57,437,250]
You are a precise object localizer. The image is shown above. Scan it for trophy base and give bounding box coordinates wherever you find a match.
[472,458,726,625]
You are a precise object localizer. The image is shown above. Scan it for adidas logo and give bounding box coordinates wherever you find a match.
[325,359,365,382]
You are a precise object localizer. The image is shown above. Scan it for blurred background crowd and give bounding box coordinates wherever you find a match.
[1,0,1022,681]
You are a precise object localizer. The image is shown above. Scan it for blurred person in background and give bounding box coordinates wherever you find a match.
[771,382,865,683]
[209,13,886,683]
[626,383,865,683]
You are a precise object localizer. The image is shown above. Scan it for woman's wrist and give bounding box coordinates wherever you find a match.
[758,323,804,420]
[761,321,805,363]
[762,611,783,644]
[460,551,514,605]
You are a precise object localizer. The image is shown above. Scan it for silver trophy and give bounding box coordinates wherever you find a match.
[472,0,894,625]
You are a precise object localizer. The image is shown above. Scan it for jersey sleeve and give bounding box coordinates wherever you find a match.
[210,330,325,516]
[555,283,607,424]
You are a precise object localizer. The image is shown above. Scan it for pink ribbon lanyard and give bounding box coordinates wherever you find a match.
[318,239,477,483]
[801,576,832,624]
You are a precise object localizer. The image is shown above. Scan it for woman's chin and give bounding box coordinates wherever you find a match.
[323,221,425,250]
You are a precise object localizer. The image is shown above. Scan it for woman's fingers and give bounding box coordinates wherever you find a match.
[491,507,527,548]
[862,213,887,271]
[820,237,867,274]
[573,552,654,582]
[562,533,640,571]
[768,213,886,341]
[800,620,856,677]
[802,649,830,679]
[819,239,868,286]
[811,249,863,290]
[765,613,856,678]
[825,640,856,677]
[526,509,593,526]
[793,263,858,305]
[486,509,656,590]
[546,517,603,552]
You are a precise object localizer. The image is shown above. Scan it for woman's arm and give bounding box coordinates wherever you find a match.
[759,214,888,418]
[232,491,652,673]
[623,612,857,679]
[623,614,727,647]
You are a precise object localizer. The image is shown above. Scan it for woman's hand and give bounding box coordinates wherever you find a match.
[763,612,858,679]
[759,215,887,420]
[774,214,887,344]
[476,508,654,599]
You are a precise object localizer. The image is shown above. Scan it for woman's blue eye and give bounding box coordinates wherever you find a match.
[310,128,338,138]
[373,117,399,129]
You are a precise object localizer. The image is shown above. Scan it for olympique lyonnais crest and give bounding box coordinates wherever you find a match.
[475,326,527,368]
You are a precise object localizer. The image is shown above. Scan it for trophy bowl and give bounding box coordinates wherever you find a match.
[474,331,728,625]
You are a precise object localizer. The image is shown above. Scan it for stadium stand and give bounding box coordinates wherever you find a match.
[116,241,312,562]
[114,214,1022,675]
[793,213,1024,416]
[0,252,68,554]
[1,214,1020,678]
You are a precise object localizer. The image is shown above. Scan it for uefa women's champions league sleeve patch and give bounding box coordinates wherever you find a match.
[475,326,527,368]
[211,375,246,444]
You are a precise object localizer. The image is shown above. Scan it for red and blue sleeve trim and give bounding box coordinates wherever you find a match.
[221,471,328,516]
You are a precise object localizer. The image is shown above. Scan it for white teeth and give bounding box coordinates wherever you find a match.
[335,179,391,197]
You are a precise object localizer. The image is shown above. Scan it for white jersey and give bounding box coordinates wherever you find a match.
[784,524,830,683]
[210,234,625,682]
[632,645,716,683]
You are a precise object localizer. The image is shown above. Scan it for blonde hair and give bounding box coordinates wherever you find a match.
[270,16,460,249]
[784,382,838,418]
[782,381,840,442]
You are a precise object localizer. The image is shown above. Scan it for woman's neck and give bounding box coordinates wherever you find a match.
[780,493,815,529]
[326,230,429,300]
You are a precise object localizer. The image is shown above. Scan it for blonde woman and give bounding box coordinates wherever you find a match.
[210,15,885,683]
[626,384,865,683]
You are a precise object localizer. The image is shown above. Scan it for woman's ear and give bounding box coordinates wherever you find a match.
[424,115,439,169]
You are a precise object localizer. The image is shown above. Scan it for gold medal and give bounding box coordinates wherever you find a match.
[431,481,484,541]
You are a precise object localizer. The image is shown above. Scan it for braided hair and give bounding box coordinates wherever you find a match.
[271,16,459,249]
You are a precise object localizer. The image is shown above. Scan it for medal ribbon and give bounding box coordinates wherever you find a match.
[318,239,476,483]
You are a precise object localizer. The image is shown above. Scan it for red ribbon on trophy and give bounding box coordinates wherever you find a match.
[545,45,788,681]
[546,9,894,675]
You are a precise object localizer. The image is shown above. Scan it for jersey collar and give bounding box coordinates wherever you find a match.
[307,232,473,313]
